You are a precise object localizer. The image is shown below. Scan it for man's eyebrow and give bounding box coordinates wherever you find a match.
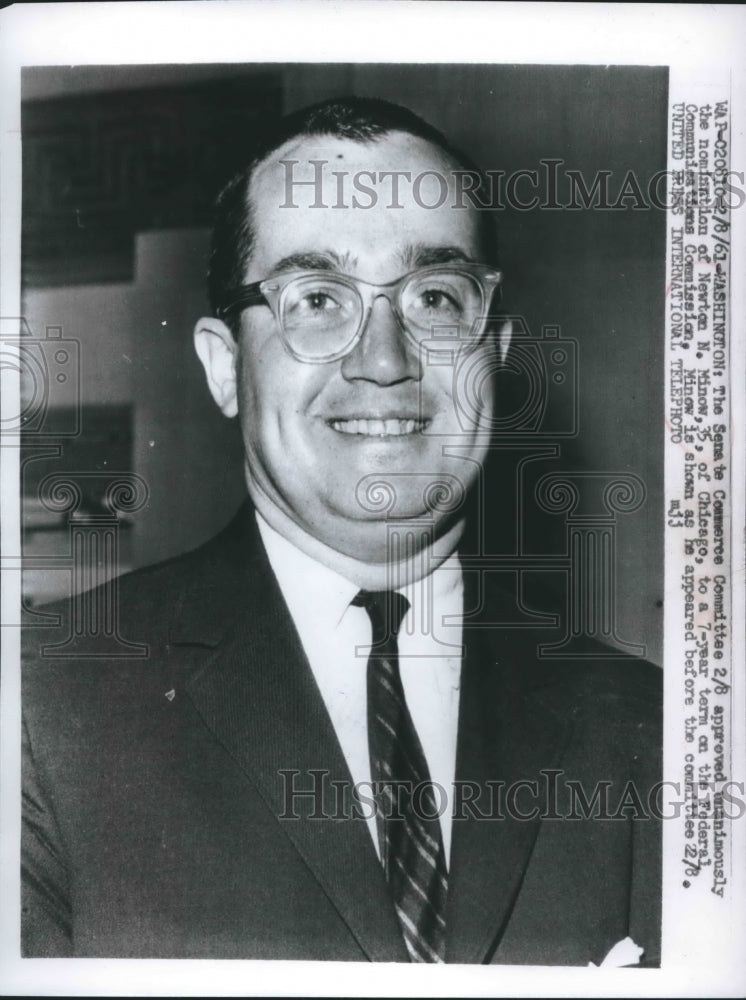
[401,244,475,268]
[266,245,473,279]
[268,251,356,275]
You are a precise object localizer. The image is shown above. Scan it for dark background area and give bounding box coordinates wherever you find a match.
[20,63,667,662]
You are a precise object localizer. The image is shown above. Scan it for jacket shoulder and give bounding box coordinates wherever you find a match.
[24,505,254,652]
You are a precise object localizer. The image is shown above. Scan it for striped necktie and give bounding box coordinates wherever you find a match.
[352,589,448,963]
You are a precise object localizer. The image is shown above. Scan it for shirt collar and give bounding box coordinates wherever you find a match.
[256,511,461,631]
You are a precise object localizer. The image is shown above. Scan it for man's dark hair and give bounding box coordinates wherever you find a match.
[208,96,498,331]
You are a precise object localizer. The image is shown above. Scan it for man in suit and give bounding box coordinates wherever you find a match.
[22,97,662,964]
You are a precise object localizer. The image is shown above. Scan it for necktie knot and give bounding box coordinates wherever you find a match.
[352,589,410,644]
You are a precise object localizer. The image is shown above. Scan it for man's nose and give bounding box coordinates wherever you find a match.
[340,295,422,385]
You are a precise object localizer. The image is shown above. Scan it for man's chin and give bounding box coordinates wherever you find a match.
[338,476,467,526]
[310,507,467,586]
[250,478,465,584]
[323,497,460,552]
[315,518,439,569]
[324,489,432,527]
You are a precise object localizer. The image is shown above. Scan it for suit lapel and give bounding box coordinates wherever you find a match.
[173,507,408,962]
[445,581,572,964]
[166,508,572,963]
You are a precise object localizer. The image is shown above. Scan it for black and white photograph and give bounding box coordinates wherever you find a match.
[1,3,744,997]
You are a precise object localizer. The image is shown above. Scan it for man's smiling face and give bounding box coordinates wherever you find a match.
[198,131,497,564]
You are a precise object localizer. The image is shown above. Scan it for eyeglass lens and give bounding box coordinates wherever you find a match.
[279,270,485,359]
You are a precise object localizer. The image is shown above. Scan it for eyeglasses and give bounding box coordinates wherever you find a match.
[216,263,503,363]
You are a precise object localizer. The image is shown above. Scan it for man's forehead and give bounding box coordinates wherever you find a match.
[252,129,459,185]
[243,131,483,280]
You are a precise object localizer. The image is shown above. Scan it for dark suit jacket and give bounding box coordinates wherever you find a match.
[22,504,662,964]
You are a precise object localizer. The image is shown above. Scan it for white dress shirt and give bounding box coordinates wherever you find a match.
[257,513,463,866]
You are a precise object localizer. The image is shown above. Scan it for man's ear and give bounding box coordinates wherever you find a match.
[496,318,512,362]
[194,317,240,418]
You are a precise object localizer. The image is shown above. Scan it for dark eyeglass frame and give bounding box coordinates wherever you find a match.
[215,262,503,363]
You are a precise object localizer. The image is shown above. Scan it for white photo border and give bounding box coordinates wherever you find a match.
[1,3,744,997]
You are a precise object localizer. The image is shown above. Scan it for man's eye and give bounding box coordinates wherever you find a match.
[416,288,461,312]
[300,291,340,311]
[422,289,447,308]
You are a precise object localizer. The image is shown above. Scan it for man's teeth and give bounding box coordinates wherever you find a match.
[330,418,425,436]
